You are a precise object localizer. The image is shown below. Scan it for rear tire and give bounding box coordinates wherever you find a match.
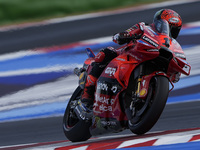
[63,86,92,142]
[129,76,169,135]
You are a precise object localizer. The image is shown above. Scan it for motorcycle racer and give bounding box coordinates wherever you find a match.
[80,9,182,111]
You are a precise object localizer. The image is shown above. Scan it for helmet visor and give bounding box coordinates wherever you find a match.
[170,25,181,39]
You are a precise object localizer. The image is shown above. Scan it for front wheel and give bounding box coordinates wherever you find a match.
[129,76,169,135]
[63,86,91,142]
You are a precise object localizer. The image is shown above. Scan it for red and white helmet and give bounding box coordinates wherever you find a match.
[153,9,182,39]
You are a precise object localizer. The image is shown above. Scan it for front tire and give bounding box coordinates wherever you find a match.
[129,76,169,135]
[63,86,91,142]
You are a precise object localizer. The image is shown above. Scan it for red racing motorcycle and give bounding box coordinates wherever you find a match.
[63,20,191,142]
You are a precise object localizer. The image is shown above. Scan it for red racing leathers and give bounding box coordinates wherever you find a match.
[113,22,144,47]
[81,23,145,107]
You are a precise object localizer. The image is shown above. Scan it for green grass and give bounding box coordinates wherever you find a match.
[0,0,165,26]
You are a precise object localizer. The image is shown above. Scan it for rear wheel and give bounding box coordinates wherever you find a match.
[128,76,169,135]
[63,86,91,142]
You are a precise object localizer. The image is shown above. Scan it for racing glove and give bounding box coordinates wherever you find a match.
[113,32,133,45]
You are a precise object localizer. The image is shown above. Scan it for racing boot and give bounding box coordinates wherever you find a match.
[74,75,97,121]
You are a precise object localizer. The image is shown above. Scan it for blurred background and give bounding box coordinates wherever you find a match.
[0,0,200,147]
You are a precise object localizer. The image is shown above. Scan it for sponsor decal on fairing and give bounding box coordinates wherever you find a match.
[142,35,159,47]
[105,67,116,76]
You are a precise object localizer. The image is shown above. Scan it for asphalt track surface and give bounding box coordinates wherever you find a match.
[0,101,200,147]
[0,0,200,54]
[0,0,200,147]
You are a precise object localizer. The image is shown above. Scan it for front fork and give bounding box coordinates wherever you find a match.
[126,71,172,124]
[135,72,174,100]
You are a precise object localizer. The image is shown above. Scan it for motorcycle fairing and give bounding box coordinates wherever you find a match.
[89,21,191,136]
[168,56,191,76]
[90,54,141,134]
[94,54,138,111]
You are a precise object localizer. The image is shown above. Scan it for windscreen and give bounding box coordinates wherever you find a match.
[154,19,170,36]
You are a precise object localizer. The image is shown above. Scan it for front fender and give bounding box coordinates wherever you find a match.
[138,72,173,99]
